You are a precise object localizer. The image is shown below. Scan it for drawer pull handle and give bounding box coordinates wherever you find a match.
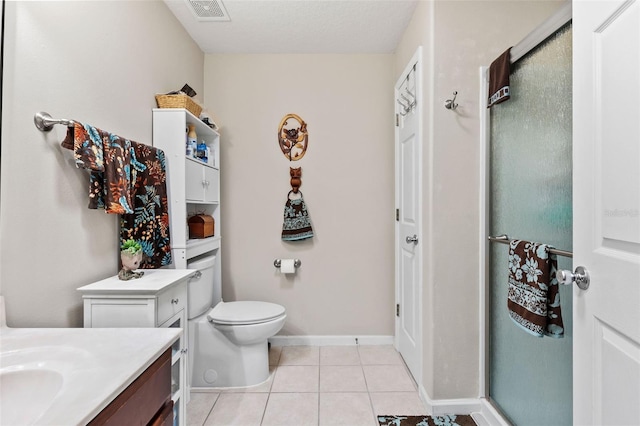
[171,298,179,304]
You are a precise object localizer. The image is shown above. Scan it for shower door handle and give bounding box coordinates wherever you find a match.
[406,235,419,244]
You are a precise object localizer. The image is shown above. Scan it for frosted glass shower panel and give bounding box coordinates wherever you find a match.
[489,24,573,426]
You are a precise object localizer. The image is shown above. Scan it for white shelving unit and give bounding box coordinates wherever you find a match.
[152,108,222,411]
[152,108,222,269]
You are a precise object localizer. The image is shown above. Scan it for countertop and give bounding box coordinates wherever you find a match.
[77,269,194,295]
[0,326,181,425]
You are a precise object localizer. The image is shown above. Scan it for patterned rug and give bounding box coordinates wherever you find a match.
[378,414,477,426]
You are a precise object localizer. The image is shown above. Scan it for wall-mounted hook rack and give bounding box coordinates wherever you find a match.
[396,97,410,116]
[444,91,458,110]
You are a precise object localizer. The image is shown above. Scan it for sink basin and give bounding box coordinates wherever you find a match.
[1,368,63,425]
[0,346,82,425]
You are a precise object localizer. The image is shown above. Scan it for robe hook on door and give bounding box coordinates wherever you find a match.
[444,91,458,110]
[397,98,410,116]
[397,90,416,116]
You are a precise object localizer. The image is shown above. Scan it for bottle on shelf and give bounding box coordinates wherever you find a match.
[196,140,208,163]
[187,124,198,158]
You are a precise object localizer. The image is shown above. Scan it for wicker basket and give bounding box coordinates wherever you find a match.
[155,94,202,117]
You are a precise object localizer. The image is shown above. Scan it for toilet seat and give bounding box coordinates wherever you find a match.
[207,301,286,325]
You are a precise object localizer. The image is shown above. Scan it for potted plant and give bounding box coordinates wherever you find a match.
[119,239,145,280]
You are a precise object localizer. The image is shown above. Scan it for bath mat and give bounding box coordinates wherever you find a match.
[378,414,477,426]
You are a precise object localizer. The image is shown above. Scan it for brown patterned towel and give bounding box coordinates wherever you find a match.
[62,123,172,268]
[487,47,512,108]
[119,142,172,268]
[378,415,477,426]
[63,123,134,214]
[507,240,564,338]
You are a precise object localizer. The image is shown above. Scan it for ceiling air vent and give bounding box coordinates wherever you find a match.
[186,0,230,21]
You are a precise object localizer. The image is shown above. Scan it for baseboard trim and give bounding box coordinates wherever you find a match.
[418,384,483,417]
[269,335,394,346]
[476,398,510,426]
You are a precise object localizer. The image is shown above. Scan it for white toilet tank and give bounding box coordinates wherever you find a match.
[187,254,218,320]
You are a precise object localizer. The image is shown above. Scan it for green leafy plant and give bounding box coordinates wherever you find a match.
[121,239,142,255]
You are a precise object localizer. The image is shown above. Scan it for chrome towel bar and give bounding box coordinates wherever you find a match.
[488,234,573,258]
[34,111,76,132]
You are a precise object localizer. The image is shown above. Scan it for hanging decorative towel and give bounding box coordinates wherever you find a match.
[62,123,134,214]
[281,191,314,241]
[62,123,172,268]
[487,47,512,108]
[507,239,564,338]
[119,142,172,268]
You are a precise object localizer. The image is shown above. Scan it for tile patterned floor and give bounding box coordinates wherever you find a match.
[187,345,428,426]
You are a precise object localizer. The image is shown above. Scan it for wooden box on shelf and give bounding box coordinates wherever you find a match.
[188,214,214,239]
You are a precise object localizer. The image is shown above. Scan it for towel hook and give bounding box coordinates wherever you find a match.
[400,93,416,111]
[444,91,458,110]
[290,167,301,193]
[397,98,410,114]
[404,87,416,106]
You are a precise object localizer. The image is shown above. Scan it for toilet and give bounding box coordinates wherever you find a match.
[187,255,286,388]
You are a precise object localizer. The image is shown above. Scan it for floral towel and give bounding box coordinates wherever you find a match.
[62,124,172,268]
[63,123,134,213]
[282,191,314,241]
[119,142,172,268]
[507,239,564,338]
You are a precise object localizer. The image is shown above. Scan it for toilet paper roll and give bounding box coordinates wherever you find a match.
[280,259,296,274]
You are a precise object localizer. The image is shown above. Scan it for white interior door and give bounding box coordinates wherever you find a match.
[573,1,640,424]
[395,48,422,383]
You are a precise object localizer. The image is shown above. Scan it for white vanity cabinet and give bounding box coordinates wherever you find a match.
[78,269,194,426]
[152,108,222,270]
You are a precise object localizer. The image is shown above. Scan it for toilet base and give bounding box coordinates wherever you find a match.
[189,315,270,388]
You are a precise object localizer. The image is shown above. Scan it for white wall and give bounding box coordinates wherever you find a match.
[203,54,396,336]
[0,1,204,327]
[394,0,567,400]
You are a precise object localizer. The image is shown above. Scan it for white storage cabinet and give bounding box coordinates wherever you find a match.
[152,108,222,269]
[78,269,194,426]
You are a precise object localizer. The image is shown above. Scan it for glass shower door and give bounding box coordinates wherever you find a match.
[489,24,573,426]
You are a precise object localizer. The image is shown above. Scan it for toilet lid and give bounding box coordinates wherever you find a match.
[207,301,286,325]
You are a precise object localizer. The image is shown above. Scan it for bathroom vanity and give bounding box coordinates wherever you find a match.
[88,347,173,425]
[78,269,194,426]
[0,327,180,425]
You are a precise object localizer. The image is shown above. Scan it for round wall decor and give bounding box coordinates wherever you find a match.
[278,113,308,161]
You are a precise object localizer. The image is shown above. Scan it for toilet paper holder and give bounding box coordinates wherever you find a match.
[274,259,302,268]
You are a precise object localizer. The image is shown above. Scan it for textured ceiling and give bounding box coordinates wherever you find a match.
[163,0,419,54]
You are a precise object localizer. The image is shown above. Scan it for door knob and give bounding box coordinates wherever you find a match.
[406,235,418,244]
[558,266,590,290]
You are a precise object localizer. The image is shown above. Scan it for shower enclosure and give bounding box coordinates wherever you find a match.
[487,23,573,426]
